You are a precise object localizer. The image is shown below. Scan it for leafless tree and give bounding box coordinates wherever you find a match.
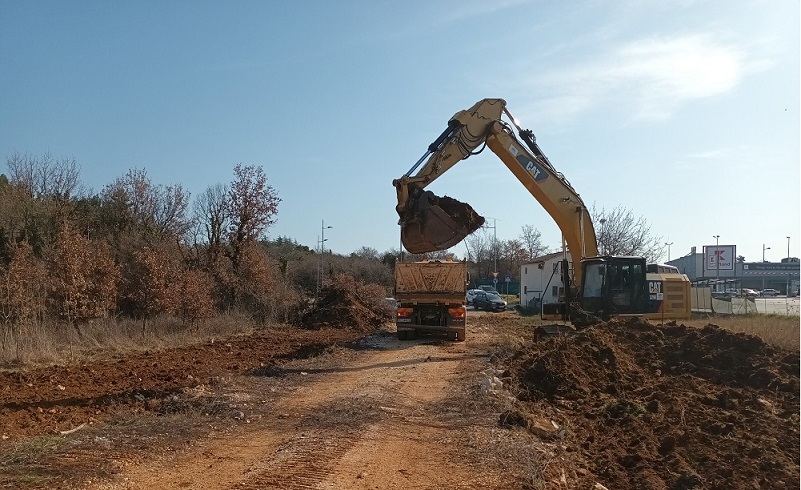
[464,228,492,279]
[519,224,549,260]
[102,169,190,242]
[6,152,81,200]
[192,183,229,251]
[591,204,665,263]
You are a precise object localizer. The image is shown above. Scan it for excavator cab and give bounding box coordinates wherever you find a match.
[578,257,649,320]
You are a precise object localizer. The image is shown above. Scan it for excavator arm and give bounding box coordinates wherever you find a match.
[393,98,599,287]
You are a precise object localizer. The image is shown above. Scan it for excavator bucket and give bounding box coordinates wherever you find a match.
[399,190,485,253]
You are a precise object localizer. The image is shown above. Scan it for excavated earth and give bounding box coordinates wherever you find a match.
[500,318,800,489]
[0,295,798,489]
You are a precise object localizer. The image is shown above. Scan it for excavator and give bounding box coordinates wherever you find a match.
[393,98,691,324]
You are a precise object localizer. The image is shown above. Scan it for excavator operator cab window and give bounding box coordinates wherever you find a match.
[582,263,605,299]
[606,259,645,313]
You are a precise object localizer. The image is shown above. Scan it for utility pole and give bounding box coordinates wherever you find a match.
[665,242,673,262]
[484,218,498,288]
[599,218,607,255]
[787,236,791,295]
[317,220,332,301]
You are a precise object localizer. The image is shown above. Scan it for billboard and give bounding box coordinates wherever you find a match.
[704,245,735,273]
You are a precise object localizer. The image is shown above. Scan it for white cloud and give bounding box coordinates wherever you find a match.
[531,33,754,123]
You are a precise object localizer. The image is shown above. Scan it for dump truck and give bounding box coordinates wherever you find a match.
[394,260,468,341]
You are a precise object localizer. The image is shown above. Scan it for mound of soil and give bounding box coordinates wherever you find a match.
[301,275,390,332]
[503,318,799,489]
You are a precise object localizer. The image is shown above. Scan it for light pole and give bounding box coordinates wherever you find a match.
[762,243,771,292]
[483,218,498,287]
[317,220,333,299]
[665,242,673,262]
[599,218,607,255]
[713,235,720,291]
[787,236,791,295]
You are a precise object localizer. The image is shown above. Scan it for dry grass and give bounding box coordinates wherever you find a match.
[677,314,800,351]
[0,311,260,367]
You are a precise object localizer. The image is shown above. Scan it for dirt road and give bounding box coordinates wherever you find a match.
[2,317,528,489]
[95,333,506,489]
[2,313,798,489]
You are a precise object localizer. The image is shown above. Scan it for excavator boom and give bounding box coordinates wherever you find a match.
[393,98,598,287]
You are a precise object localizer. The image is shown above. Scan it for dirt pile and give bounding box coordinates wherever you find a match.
[301,274,391,332]
[503,318,799,489]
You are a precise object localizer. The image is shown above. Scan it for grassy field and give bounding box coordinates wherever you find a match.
[676,313,799,351]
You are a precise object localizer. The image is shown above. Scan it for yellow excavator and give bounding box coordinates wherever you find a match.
[393,98,691,324]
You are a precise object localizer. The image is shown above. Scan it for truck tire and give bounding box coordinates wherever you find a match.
[397,330,407,340]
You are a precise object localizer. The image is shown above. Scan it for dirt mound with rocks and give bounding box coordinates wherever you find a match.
[300,274,391,332]
[502,318,799,489]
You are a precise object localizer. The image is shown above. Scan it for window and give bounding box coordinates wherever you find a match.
[582,263,605,298]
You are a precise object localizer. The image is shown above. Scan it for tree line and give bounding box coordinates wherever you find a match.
[0,152,665,355]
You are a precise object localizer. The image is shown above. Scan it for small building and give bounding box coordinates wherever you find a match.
[519,252,568,308]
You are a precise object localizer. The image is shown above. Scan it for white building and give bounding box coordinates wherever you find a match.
[520,252,569,308]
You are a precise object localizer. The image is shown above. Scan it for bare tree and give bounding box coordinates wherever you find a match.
[6,152,81,200]
[351,246,379,260]
[464,228,492,280]
[519,224,549,260]
[101,169,189,242]
[591,204,665,263]
[499,238,527,279]
[192,183,229,252]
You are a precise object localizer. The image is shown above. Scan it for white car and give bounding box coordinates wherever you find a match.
[465,289,482,305]
[759,289,780,297]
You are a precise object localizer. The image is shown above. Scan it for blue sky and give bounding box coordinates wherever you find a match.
[1,0,798,263]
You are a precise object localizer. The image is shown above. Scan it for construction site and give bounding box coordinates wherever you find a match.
[0,281,797,489]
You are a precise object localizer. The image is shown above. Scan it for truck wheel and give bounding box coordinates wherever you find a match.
[397,330,407,340]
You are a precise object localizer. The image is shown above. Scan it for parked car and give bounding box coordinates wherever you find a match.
[759,288,780,297]
[740,288,759,298]
[465,289,481,305]
[472,290,507,312]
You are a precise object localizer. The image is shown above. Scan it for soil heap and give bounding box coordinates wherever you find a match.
[301,274,391,332]
[503,317,799,489]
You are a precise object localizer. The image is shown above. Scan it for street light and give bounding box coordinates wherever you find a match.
[763,244,770,262]
[787,236,791,296]
[665,242,673,262]
[599,218,607,255]
[317,220,333,300]
[713,235,720,291]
